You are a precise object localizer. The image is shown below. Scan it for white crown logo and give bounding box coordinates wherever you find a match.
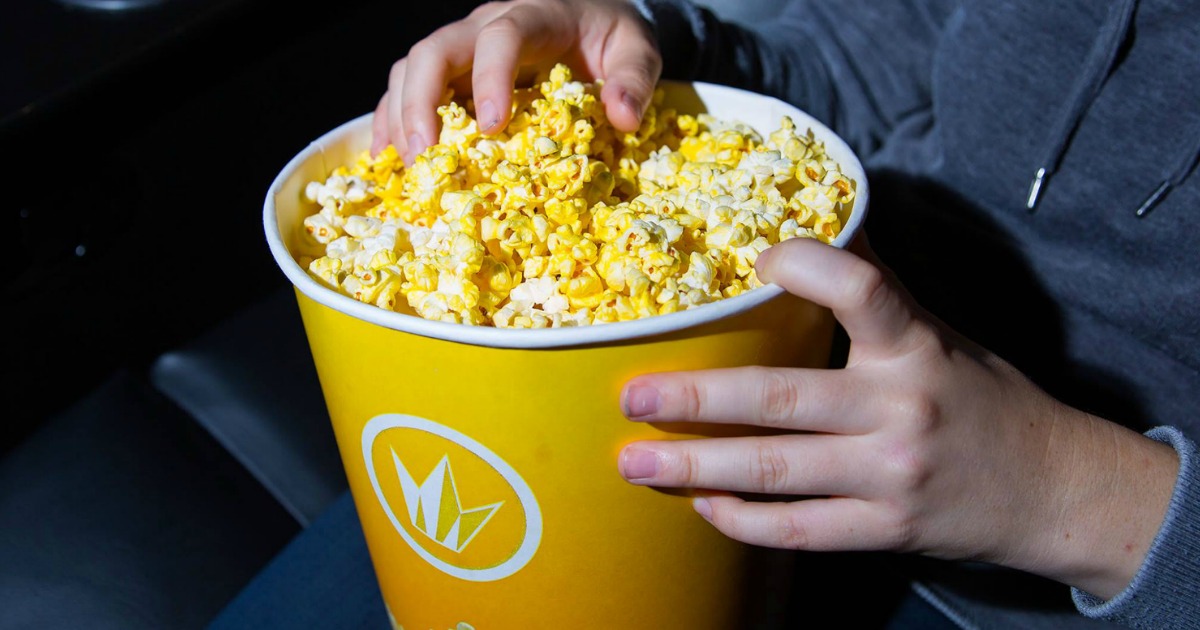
[392,449,503,553]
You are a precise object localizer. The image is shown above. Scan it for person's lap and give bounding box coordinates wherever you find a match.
[206,491,387,630]
[207,490,955,629]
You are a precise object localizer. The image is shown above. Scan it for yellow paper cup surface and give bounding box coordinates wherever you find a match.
[265,81,869,630]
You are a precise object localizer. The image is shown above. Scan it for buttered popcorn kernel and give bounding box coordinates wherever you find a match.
[300,64,854,328]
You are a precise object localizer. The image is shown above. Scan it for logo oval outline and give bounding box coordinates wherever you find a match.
[362,413,543,582]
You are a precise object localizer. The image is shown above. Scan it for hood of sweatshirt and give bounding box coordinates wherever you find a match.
[1025,0,1199,218]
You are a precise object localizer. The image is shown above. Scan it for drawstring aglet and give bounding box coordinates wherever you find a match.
[1026,168,1048,212]
[1134,180,1171,218]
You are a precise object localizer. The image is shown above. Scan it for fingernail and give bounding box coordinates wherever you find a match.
[370,135,385,157]
[621,91,644,122]
[754,245,776,275]
[623,384,660,418]
[477,99,499,131]
[405,132,424,153]
[693,496,713,521]
[621,448,659,480]
[403,132,427,163]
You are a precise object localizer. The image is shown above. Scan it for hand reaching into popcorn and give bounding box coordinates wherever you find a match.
[618,235,1178,601]
[372,0,662,162]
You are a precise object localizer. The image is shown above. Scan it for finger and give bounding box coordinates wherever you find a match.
[471,5,569,134]
[596,21,662,132]
[398,23,480,160]
[694,494,901,551]
[621,366,877,434]
[386,58,410,158]
[756,237,917,353]
[371,93,390,156]
[619,434,872,496]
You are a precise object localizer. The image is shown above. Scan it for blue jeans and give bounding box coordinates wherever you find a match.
[207,491,956,629]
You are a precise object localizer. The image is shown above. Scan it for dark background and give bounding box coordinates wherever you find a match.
[4,0,485,453]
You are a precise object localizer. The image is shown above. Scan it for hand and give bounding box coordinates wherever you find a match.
[372,0,662,161]
[617,235,1179,600]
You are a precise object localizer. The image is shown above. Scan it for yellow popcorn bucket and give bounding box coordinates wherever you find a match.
[265,82,868,630]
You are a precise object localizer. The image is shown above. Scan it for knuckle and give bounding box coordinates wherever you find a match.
[479,14,522,39]
[891,388,940,434]
[757,368,800,426]
[748,440,792,493]
[423,27,452,50]
[777,509,811,550]
[675,379,704,420]
[843,262,890,313]
[410,31,451,63]
[880,438,933,497]
[408,35,441,60]
[470,1,505,18]
[673,448,700,486]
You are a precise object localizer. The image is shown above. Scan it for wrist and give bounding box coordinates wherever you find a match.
[1012,408,1178,599]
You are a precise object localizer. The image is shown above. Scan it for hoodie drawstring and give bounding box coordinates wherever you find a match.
[1025,0,1200,218]
[1026,0,1138,213]
[1134,141,1200,218]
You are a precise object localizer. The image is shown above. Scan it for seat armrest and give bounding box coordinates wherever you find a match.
[151,287,347,525]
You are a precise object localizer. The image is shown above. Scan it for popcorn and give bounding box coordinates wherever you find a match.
[300,64,854,328]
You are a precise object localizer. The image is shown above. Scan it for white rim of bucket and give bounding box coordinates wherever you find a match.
[264,81,870,349]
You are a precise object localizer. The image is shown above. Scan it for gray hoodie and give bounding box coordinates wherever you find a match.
[634,0,1200,627]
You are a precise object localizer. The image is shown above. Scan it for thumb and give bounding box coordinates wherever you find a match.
[756,237,917,353]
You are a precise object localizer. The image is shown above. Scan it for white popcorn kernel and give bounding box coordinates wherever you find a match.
[344,215,383,239]
[303,213,341,244]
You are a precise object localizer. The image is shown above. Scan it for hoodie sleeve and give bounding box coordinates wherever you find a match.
[1072,426,1200,629]
[630,0,960,155]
